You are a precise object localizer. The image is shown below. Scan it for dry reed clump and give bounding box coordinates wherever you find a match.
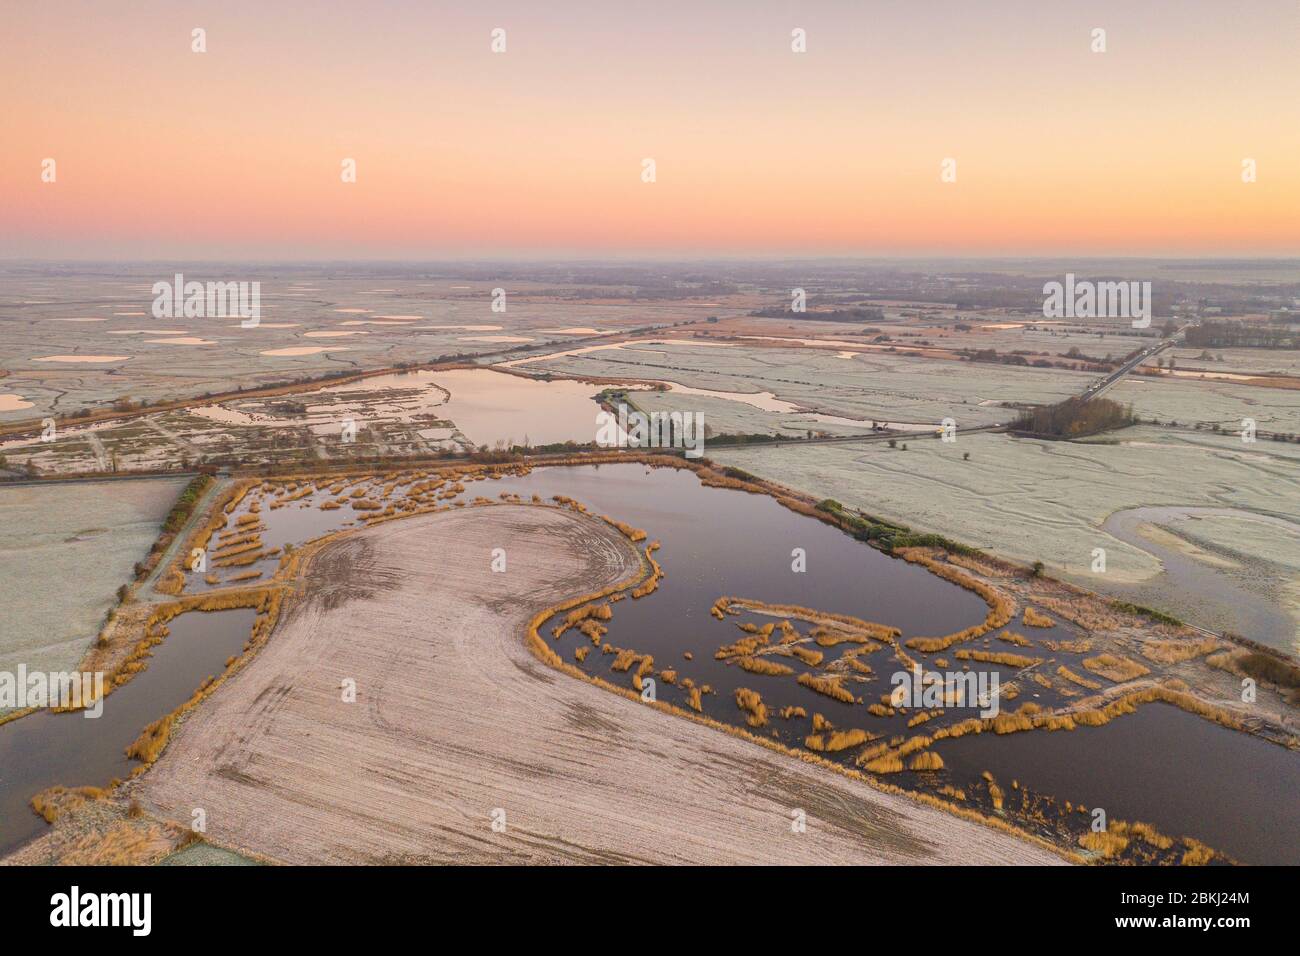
[721,598,899,642]
[1076,819,1172,858]
[939,785,966,801]
[812,712,833,731]
[659,669,677,684]
[953,649,1039,668]
[998,630,1032,647]
[866,703,895,717]
[630,656,656,690]
[909,751,945,771]
[862,754,904,773]
[1129,821,1173,850]
[780,705,807,719]
[552,602,613,638]
[1140,637,1220,664]
[630,542,663,599]
[1056,665,1102,691]
[906,634,964,653]
[215,531,261,549]
[1078,828,1129,858]
[814,629,884,650]
[610,648,647,673]
[1042,638,1094,653]
[685,686,704,712]
[735,655,795,676]
[578,618,607,644]
[214,550,265,569]
[600,515,647,542]
[31,785,110,823]
[789,647,823,666]
[734,687,768,727]
[574,646,590,662]
[227,569,263,583]
[211,539,262,561]
[715,634,769,659]
[235,512,260,527]
[1036,595,1128,632]
[797,672,857,704]
[907,710,940,728]
[1180,838,1217,865]
[1022,607,1055,628]
[155,566,186,596]
[1206,648,1300,704]
[1081,654,1150,683]
[805,728,875,752]
[840,655,873,676]
[126,714,174,764]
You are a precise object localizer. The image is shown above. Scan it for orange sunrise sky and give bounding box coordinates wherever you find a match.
[3,0,1298,259]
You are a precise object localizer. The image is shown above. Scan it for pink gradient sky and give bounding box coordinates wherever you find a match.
[4,1,1298,259]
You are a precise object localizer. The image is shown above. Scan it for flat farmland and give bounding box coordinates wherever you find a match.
[0,270,748,422]
[0,477,186,698]
[522,341,1093,428]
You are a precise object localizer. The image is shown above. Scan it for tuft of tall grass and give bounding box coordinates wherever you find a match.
[734,655,794,676]
[798,672,856,704]
[733,687,768,727]
[1022,607,1054,628]
[908,751,944,771]
[1080,653,1150,683]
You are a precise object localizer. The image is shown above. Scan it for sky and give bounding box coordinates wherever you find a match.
[3,0,1299,259]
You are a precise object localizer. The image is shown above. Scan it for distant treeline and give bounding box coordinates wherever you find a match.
[1184,321,1299,349]
[751,306,885,322]
[1012,397,1136,438]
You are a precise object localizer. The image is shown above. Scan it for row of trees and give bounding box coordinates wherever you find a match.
[1185,321,1298,349]
[1012,397,1136,438]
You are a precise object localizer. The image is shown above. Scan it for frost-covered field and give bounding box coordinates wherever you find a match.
[0,272,732,422]
[526,341,1092,427]
[1165,346,1300,377]
[714,426,1299,582]
[1109,375,1300,432]
[0,477,185,697]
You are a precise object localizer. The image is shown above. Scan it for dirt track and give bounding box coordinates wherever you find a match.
[135,505,1063,864]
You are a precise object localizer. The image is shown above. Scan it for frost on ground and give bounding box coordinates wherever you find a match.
[527,342,1090,428]
[0,477,186,707]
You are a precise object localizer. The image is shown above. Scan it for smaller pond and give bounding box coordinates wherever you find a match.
[930,702,1300,865]
[0,608,257,855]
[1102,505,1299,650]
